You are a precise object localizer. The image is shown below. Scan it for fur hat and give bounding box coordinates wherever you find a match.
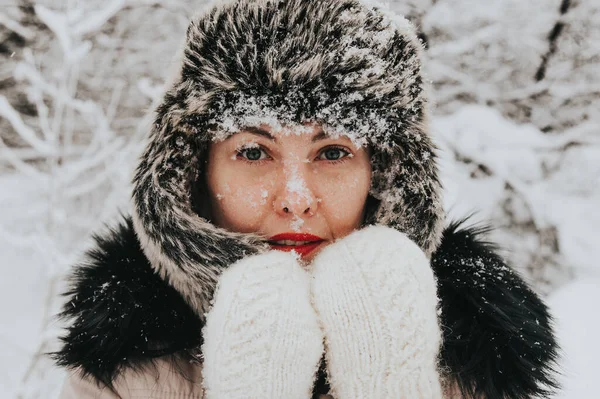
[132,0,444,318]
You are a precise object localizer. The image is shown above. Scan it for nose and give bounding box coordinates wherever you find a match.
[274,164,318,217]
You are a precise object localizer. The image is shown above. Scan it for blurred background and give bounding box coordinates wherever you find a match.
[1,0,598,397]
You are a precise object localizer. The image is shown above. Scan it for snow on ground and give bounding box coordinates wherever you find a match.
[0,173,68,398]
[549,277,600,398]
[0,247,53,398]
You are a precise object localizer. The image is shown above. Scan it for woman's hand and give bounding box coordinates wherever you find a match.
[201,251,324,399]
[310,225,443,398]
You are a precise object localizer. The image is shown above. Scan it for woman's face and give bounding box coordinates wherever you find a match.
[205,123,372,262]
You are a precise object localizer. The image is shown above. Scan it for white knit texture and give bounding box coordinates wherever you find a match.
[311,225,443,399]
[201,250,324,399]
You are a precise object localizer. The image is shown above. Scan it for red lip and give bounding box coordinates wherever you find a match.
[269,233,324,242]
[268,232,325,258]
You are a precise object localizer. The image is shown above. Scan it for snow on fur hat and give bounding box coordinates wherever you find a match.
[132,0,444,317]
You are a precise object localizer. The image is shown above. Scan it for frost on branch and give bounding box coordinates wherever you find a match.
[420,0,599,134]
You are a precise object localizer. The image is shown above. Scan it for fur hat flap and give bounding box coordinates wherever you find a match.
[132,0,443,319]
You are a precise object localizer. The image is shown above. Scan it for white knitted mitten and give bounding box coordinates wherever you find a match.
[311,225,443,399]
[201,250,324,399]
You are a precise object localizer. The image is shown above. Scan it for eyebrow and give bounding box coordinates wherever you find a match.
[240,126,330,143]
[242,126,276,141]
[311,131,328,142]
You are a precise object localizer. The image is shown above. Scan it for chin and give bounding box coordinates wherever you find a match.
[298,250,318,264]
[270,240,328,263]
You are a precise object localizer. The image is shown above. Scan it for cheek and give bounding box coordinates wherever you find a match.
[210,175,274,231]
[317,168,371,232]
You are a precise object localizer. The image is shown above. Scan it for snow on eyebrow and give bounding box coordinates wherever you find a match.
[230,141,260,160]
[237,141,260,148]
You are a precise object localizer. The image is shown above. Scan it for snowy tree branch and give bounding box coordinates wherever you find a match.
[0,96,56,155]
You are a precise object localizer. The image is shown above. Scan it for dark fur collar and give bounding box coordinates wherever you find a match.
[53,217,558,398]
[433,221,559,398]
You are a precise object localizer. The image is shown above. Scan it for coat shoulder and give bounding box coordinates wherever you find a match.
[431,219,560,399]
[52,216,203,388]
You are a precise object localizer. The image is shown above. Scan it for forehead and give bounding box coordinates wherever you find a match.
[223,122,361,148]
[242,123,325,140]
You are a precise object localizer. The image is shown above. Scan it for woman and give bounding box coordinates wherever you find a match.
[54,0,559,398]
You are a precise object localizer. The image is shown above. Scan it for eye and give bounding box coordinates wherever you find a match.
[317,146,351,162]
[237,146,270,162]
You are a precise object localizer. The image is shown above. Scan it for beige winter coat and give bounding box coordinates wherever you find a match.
[59,357,203,399]
[59,356,335,399]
